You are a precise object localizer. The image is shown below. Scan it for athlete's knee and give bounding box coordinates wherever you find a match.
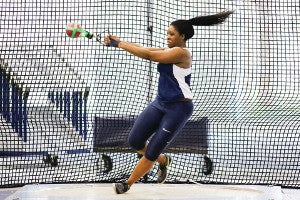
[128,134,145,151]
[145,151,159,162]
[128,135,138,149]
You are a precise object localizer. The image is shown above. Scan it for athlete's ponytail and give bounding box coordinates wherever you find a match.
[171,10,233,41]
[188,10,234,26]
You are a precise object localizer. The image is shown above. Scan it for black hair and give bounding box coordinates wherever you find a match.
[170,10,234,41]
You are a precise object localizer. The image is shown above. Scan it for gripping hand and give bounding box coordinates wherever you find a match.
[107,36,120,47]
[104,34,120,47]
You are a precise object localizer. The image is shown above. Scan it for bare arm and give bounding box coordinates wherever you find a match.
[118,41,188,65]
[126,42,166,51]
[105,35,188,64]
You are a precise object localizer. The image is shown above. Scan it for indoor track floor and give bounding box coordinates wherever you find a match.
[2,183,300,200]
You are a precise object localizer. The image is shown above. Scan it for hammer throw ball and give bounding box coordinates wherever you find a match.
[65,23,82,38]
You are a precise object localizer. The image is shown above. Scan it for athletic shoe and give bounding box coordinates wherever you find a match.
[113,182,130,194]
[157,155,172,184]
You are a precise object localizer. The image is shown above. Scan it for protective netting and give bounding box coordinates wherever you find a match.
[1,0,300,188]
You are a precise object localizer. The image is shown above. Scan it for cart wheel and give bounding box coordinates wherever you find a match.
[102,154,113,173]
[43,154,58,167]
[202,155,213,175]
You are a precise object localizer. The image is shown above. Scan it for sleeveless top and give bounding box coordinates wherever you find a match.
[157,48,193,102]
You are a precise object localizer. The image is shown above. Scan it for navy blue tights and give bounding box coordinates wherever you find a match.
[128,98,193,161]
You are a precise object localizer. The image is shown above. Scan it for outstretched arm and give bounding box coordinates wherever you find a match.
[104,34,188,64]
[127,42,165,51]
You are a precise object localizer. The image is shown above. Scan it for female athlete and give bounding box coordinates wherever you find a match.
[104,10,233,194]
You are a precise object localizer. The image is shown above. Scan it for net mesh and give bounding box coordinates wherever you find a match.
[1,0,300,188]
